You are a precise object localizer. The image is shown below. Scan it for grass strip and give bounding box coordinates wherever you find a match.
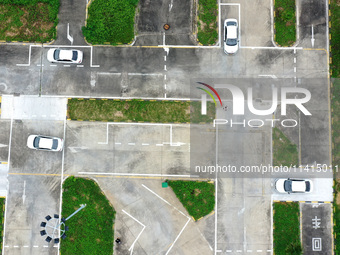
[83,0,139,45]
[273,202,302,254]
[0,0,59,42]
[330,0,340,78]
[167,180,215,221]
[197,0,218,45]
[272,127,299,167]
[67,99,215,123]
[274,0,296,46]
[0,198,4,255]
[60,177,115,255]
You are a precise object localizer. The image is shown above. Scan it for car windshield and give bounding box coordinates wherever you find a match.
[305,181,310,191]
[52,139,58,149]
[54,49,60,60]
[284,180,292,192]
[33,137,40,148]
[227,39,237,46]
[72,51,78,61]
[227,21,236,26]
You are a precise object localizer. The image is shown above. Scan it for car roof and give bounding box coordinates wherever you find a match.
[39,137,53,149]
[291,180,306,192]
[59,50,73,60]
[227,24,237,39]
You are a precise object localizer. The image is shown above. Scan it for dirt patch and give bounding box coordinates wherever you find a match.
[194,188,201,196]
[114,111,124,117]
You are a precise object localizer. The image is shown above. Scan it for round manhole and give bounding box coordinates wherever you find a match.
[163,24,170,30]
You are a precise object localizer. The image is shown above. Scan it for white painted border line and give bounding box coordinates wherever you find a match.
[79,172,197,178]
[122,209,146,253]
[165,218,191,255]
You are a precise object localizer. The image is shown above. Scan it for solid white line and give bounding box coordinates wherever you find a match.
[240,46,303,50]
[43,45,92,48]
[122,210,146,227]
[218,0,221,47]
[219,3,240,5]
[128,73,163,76]
[122,210,146,252]
[42,95,193,101]
[163,32,166,46]
[142,184,189,217]
[128,143,135,145]
[79,172,195,178]
[165,218,191,255]
[57,117,67,255]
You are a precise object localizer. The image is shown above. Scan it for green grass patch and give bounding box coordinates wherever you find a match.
[274,0,296,46]
[273,127,298,167]
[0,197,5,254]
[0,0,59,42]
[167,180,215,221]
[67,99,215,123]
[273,202,302,254]
[332,79,340,168]
[330,0,340,77]
[197,0,218,45]
[60,177,115,255]
[334,179,340,254]
[83,0,139,45]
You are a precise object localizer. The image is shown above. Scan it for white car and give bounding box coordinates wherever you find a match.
[27,135,64,151]
[224,19,239,54]
[47,48,83,64]
[275,178,313,194]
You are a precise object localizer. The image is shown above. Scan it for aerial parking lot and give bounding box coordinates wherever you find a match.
[0,0,337,254]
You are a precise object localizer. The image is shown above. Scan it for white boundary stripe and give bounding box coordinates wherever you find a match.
[165,218,191,255]
[141,184,190,218]
[57,115,67,254]
[122,210,146,253]
[97,122,178,146]
[78,172,197,178]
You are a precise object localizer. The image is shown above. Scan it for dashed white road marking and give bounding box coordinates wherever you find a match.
[164,56,167,61]
[156,144,163,146]
[50,65,57,67]
[294,67,296,72]
[164,65,167,71]
[33,245,38,248]
[77,65,84,68]
[142,143,149,146]
[257,250,263,252]
[236,250,242,253]
[128,143,135,145]
[64,65,70,67]
[115,142,121,145]
[294,57,296,64]
[13,245,19,248]
[164,75,167,80]
[23,245,29,248]
[247,250,253,252]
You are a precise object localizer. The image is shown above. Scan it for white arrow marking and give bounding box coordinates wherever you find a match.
[68,146,88,153]
[67,23,74,45]
[311,25,315,48]
[22,181,26,204]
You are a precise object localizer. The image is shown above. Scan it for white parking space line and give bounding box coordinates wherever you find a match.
[16,44,42,66]
[97,122,180,146]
